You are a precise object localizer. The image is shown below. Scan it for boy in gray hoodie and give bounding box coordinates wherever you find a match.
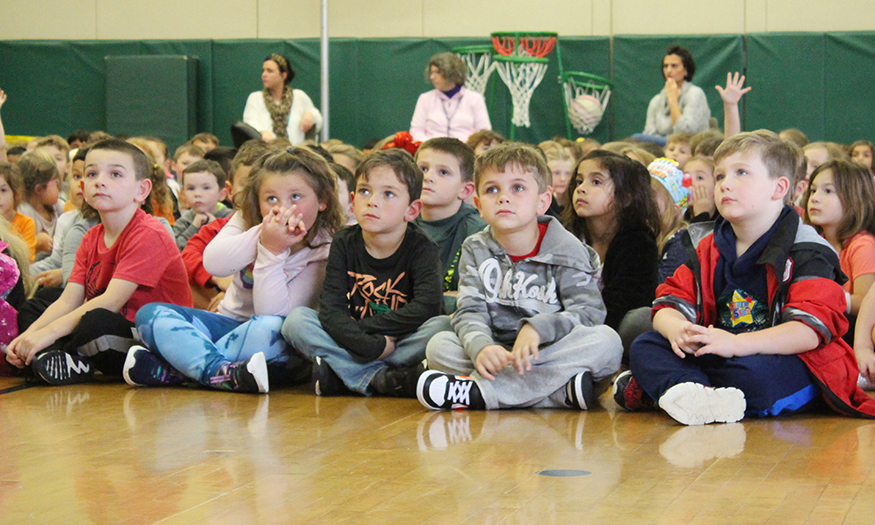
[417,143,622,410]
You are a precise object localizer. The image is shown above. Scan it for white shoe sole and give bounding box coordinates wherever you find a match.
[122,346,145,386]
[659,382,746,425]
[247,352,270,394]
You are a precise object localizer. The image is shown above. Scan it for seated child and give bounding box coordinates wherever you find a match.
[665,132,692,170]
[621,130,875,425]
[190,132,219,153]
[0,163,36,259]
[128,147,344,393]
[648,158,690,283]
[172,160,233,251]
[0,216,33,375]
[850,140,874,177]
[466,129,505,156]
[181,141,271,310]
[329,161,357,226]
[683,156,718,223]
[537,140,575,216]
[418,143,622,410]
[282,149,448,398]
[413,137,486,312]
[4,139,192,385]
[33,135,71,199]
[17,150,65,256]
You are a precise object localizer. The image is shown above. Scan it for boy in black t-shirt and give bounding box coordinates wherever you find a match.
[282,149,448,397]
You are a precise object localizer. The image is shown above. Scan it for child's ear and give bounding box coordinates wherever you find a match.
[136,179,153,204]
[458,181,476,201]
[537,188,553,215]
[404,199,422,222]
[224,181,233,195]
[218,184,229,202]
[773,177,790,201]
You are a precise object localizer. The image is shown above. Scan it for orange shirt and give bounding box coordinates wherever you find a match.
[10,212,36,261]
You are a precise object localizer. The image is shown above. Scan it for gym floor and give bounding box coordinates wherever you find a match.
[1,376,874,524]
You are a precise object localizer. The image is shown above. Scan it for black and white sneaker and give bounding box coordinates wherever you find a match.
[565,371,594,410]
[313,356,351,396]
[208,352,269,394]
[417,371,485,410]
[123,346,185,387]
[32,350,95,386]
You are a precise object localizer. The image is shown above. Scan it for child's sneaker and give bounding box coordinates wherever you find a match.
[370,361,426,398]
[564,371,594,410]
[612,370,654,411]
[658,382,746,425]
[313,356,352,396]
[123,346,185,387]
[31,350,95,386]
[417,371,485,410]
[208,352,269,394]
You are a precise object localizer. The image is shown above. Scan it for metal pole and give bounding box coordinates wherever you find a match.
[320,0,329,141]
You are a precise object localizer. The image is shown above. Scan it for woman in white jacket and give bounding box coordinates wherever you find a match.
[243,53,322,145]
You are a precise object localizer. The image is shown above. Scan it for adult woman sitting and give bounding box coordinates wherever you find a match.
[641,45,710,144]
[409,52,491,142]
[243,53,322,145]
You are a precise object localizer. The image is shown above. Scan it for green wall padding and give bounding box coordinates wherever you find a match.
[1,34,874,151]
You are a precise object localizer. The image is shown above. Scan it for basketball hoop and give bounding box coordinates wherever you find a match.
[490,32,557,130]
[453,45,497,96]
[562,71,613,135]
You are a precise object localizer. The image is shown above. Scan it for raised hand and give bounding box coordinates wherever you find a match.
[716,72,751,105]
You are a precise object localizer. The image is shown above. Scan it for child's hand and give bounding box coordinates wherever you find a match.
[715,72,751,106]
[35,232,52,254]
[193,212,216,228]
[690,183,716,218]
[475,345,512,381]
[35,269,63,288]
[260,205,307,255]
[378,336,396,360]
[207,291,225,313]
[666,321,709,358]
[689,325,739,358]
[856,347,875,383]
[512,323,541,375]
[210,275,233,291]
[7,329,54,366]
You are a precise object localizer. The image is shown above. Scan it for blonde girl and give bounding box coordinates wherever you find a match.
[129,147,344,393]
[538,140,574,211]
[805,159,875,323]
[17,150,63,255]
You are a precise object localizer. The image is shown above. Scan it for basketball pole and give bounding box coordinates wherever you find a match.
[320,0,329,142]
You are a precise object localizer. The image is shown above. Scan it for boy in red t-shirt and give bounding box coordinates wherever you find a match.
[5,139,193,385]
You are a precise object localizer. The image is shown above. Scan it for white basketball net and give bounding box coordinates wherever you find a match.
[459,51,497,96]
[495,60,548,128]
[564,80,611,134]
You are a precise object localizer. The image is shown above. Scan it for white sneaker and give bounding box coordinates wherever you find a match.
[658,382,746,425]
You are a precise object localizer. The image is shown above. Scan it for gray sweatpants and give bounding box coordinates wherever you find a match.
[426,324,622,409]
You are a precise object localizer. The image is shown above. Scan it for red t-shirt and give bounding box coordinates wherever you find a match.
[181,215,231,287]
[509,222,549,263]
[69,208,193,322]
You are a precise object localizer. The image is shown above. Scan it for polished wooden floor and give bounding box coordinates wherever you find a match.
[2,376,875,525]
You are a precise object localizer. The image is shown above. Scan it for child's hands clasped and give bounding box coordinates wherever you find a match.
[512,323,541,375]
[475,345,512,381]
[6,329,54,367]
[683,325,740,359]
[665,321,709,358]
[260,205,307,255]
[193,212,217,228]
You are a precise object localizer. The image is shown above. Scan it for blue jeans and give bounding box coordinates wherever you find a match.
[282,307,452,394]
[136,303,288,387]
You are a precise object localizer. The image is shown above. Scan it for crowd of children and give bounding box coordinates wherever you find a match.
[3,69,875,428]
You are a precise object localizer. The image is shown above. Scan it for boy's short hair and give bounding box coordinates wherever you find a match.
[34,135,71,156]
[779,128,809,148]
[173,143,205,162]
[67,129,90,145]
[714,130,801,185]
[356,149,423,203]
[182,159,226,188]
[89,138,152,181]
[326,143,364,170]
[190,132,220,147]
[416,137,475,183]
[474,142,551,193]
[666,132,692,147]
[18,149,60,196]
[466,129,506,152]
[425,52,466,86]
[694,136,723,157]
[0,163,25,207]
[230,140,272,183]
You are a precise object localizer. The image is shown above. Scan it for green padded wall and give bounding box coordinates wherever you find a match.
[1,34,874,151]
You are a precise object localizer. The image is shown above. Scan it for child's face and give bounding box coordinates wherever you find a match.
[173,153,201,177]
[418,148,467,209]
[84,149,150,214]
[547,159,573,204]
[804,146,829,181]
[571,159,615,220]
[806,169,843,230]
[69,159,85,209]
[714,150,787,225]
[38,145,69,178]
[183,171,226,215]
[474,140,499,156]
[258,172,324,231]
[666,141,691,169]
[475,165,551,235]
[852,146,873,170]
[0,177,15,220]
[334,176,354,221]
[353,166,418,235]
[39,178,61,206]
[685,159,715,190]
